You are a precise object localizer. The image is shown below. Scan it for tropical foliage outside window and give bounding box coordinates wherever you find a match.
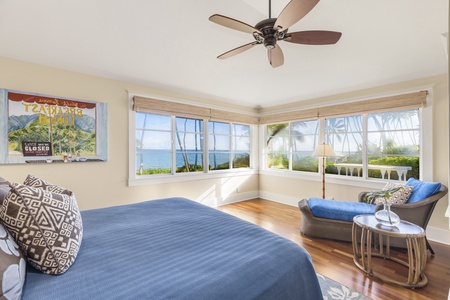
[266,120,319,172]
[135,112,251,175]
[266,109,420,181]
[325,115,363,175]
[208,121,251,170]
[231,124,251,168]
[292,120,320,172]
[366,109,419,179]
[266,123,289,169]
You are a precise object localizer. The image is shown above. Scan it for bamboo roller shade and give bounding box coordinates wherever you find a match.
[133,96,259,125]
[134,91,427,125]
[259,91,427,124]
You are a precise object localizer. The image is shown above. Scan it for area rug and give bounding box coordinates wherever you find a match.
[317,273,372,300]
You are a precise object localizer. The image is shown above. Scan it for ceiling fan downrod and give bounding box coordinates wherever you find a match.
[269,0,271,18]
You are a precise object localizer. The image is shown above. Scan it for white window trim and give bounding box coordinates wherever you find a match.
[128,93,258,186]
[129,87,433,189]
[260,87,434,190]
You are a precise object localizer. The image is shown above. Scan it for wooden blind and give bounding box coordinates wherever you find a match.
[318,91,427,118]
[133,96,259,125]
[210,109,259,124]
[134,91,427,125]
[259,108,318,124]
[133,96,210,119]
[259,91,427,124]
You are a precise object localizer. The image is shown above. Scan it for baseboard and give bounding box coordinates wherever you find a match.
[258,191,450,246]
[427,226,450,246]
[200,191,260,207]
[258,191,300,207]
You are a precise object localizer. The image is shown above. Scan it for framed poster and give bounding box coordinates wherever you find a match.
[0,89,108,164]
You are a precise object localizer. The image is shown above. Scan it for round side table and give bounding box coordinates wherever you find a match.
[352,215,427,288]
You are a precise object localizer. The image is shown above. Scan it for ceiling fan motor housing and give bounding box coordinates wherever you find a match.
[254,18,288,49]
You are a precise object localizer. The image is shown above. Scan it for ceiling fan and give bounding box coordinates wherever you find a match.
[209,0,342,68]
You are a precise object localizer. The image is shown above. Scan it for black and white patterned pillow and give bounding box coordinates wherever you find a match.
[374,182,414,205]
[0,183,83,275]
[0,222,26,300]
[24,174,73,196]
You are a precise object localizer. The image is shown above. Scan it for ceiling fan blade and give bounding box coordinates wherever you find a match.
[268,45,284,68]
[217,42,259,59]
[209,14,262,35]
[284,30,342,45]
[274,0,320,31]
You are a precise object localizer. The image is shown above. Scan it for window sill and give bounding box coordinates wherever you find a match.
[128,169,258,186]
[260,169,389,190]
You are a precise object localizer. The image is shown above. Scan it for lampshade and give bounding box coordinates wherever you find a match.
[313,143,336,157]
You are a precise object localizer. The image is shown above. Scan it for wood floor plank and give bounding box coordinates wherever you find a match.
[218,199,450,300]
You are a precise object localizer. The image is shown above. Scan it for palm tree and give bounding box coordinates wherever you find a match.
[325,118,346,150]
[175,118,190,172]
[211,121,217,169]
[368,110,417,154]
[266,123,288,146]
[138,113,148,171]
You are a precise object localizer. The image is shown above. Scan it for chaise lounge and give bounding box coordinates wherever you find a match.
[298,178,448,254]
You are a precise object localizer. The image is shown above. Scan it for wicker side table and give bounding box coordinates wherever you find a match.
[352,215,427,288]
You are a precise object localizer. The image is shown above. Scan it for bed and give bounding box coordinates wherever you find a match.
[17,197,322,300]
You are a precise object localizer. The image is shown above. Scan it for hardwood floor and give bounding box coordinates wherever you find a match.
[217,199,450,300]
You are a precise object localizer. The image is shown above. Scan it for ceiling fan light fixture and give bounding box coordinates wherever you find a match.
[264,35,277,49]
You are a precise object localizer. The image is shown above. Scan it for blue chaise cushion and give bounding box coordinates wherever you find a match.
[308,198,375,222]
[406,178,441,203]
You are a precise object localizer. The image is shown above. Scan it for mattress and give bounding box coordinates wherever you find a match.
[22,197,323,300]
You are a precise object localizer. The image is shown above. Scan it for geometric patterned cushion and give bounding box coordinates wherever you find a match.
[0,183,83,275]
[374,182,414,205]
[23,174,73,196]
[0,222,26,300]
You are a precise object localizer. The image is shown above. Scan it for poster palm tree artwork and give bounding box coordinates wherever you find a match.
[5,91,103,162]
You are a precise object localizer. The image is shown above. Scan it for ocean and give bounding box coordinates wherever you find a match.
[136,151,232,170]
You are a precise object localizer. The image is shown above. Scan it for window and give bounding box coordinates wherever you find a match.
[366,109,419,180]
[265,108,421,182]
[136,112,172,175]
[291,120,319,172]
[134,112,252,177]
[209,121,230,170]
[175,117,204,173]
[266,123,289,169]
[231,124,251,169]
[208,121,251,170]
[266,120,319,172]
[326,115,363,176]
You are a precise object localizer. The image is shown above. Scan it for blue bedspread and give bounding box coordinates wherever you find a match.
[22,198,323,300]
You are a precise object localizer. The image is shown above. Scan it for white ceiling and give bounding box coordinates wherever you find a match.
[0,0,447,109]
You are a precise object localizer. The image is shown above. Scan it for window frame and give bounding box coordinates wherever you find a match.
[128,96,258,186]
[260,90,433,190]
[128,89,433,189]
